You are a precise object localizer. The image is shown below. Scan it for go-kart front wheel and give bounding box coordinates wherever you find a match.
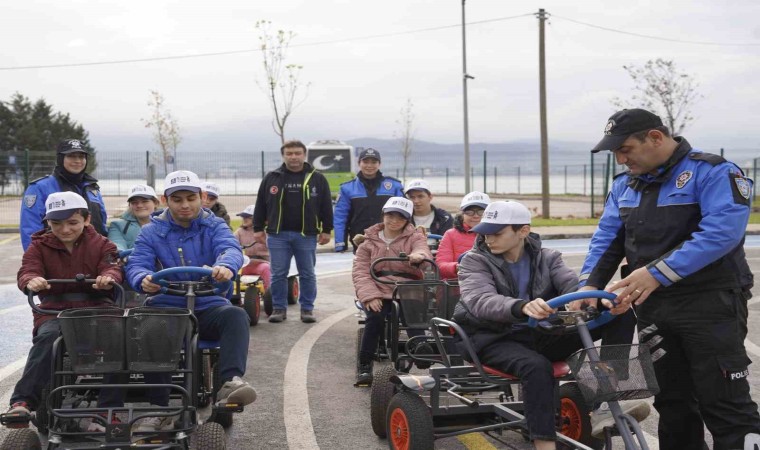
[243,288,261,326]
[192,421,226,450]
[0,428,41,450]
[559,382,602,449]
[387,391,434,450]
[370,365,397,437]
[287,276,299,305]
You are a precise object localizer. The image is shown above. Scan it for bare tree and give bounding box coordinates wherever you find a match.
[613,58,702,135]
[394,98,415,183]
[255,20,310,145]
[142,90,181,175]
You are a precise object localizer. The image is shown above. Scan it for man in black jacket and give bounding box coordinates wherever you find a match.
[253,140,333,324]
[404,179,453,236]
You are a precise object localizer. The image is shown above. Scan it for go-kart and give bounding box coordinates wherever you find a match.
[378,291,659,449]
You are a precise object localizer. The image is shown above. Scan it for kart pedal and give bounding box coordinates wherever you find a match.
[0,411,32,428]
[214,402,244,413]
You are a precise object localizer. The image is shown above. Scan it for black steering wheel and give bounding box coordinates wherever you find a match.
[149,267,232,297]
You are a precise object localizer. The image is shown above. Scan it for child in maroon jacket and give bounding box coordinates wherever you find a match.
[7,191,122,426]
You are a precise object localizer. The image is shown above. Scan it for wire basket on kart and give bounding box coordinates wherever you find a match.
[126,306,191,372]
[58,307,126,374]
[393,282,442,329]
[566,343,660,404]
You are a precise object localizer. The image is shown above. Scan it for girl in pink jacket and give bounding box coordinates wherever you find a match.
[436,191,491,279]
[352,197,431,386]
[234,205,271,289]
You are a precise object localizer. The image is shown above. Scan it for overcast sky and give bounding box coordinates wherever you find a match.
[1,0,759,153]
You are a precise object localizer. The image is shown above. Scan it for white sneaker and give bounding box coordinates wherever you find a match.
[216,376,257,406]
[134,415,174,433]
[590,401,651,438]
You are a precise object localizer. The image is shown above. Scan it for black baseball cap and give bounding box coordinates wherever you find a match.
[57,139,90,155]
[358,148,381,162]
[591,109,664,153]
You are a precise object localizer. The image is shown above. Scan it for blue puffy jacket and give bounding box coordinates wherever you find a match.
[126,208,243,311]
[21,174,108,250]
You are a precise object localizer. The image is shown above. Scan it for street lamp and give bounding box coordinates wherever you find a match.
[461,0,474,193]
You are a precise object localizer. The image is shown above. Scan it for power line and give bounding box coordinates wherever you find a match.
[551,14,760,47]
[0,13,534,71]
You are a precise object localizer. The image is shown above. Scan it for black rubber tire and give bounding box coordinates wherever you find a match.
[559,382,603,449]
[243,289,260,326]
[355,327,364,369]
[192,421,226,450]
[386,391,434,450]
[263,289,273,317]
[33,386,49,434]
[287,276,299,305]
[0,428,42,450]
[370,365,397,438]
[210,362,234,429]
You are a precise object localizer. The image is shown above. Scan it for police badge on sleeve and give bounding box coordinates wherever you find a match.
[730,173,752,205]
[24,194,37,208]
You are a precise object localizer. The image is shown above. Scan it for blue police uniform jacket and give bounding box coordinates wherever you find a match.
[126,208,243,311]
[21,174,108,250]
[580,138,754,295]
[333,173,404,245]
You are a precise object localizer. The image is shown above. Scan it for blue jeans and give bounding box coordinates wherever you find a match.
[267,231,317,311]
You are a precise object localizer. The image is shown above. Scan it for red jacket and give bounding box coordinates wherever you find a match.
[436,218,477,280]
[18,226,123,331]
[352,222,431,304]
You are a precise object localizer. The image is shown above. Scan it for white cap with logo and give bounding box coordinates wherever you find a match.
[203,182,220,198]
[237,205,255,217]
[471,201,532,235]
[44,191,89,221]
[127,184,158,201]
[382,197,414,220]
[164,170,202,196]
[460,191,491,210]
[403,179,431,195]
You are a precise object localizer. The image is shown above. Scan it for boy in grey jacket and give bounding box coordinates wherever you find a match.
[453,201,647,449]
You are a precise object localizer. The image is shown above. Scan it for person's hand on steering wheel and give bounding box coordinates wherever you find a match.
[521,298,556,320]
[567,285,600,311]
[141,275,161,294]
[211,265,234,282]
[407,252,427,265]
[26,277,50,293]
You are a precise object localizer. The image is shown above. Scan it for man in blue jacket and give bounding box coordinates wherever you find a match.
[125,170,255,432]
[20,139,108,250]
[333,148,404,253]
[577,108,760,449]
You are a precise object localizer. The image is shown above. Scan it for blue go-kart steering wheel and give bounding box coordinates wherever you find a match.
[150,267,232,297]
[527,290,619,333]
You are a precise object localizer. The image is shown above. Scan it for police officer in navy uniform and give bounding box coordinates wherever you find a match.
[20,139,108,250]
[575,109,760,450]
[333,148,404,253]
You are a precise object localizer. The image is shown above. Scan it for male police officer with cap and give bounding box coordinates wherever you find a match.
[20,139,107,250]
[333,148,404,253]
[575,108,760,449]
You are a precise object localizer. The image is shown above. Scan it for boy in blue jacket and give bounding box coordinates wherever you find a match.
[122,170,255,432]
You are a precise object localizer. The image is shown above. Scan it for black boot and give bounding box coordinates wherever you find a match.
[355,361,373,387]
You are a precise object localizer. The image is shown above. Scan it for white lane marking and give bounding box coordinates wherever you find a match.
[283,307,355,450]
[0,358,26,383]
[0,305,26,316]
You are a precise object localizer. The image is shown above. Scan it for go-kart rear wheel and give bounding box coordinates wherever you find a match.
[191,421,226,450]
[387,391,434,450]
[370,365,397,438]
[559,382,602,449]
[287,276,299,305]
[243,289,261,326]
[198,354,213,408]
[263,289,273,317]
[355,327,364,369]
[0,428,41,450]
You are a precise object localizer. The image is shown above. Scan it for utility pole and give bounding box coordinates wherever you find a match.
[537,8,550,218]
[462,0,474,192]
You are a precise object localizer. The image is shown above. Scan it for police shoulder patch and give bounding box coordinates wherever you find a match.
[730,173,752,205]
[24,194,37,208]
[675,170,693,189]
